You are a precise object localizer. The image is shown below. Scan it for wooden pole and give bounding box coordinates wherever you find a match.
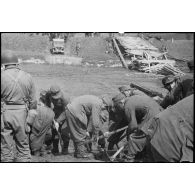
[112,38,128,69]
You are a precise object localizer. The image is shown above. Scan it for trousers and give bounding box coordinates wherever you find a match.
[65,108,87,143]
[1,108,31,162]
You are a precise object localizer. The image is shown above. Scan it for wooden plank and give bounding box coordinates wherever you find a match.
[136,59,175,65]
[113,38,128,69]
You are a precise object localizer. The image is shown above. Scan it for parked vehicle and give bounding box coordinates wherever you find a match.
[51,38,65,54]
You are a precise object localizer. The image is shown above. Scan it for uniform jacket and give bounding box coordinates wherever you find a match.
[28,104,55,152]
[28,104,55,135]
[150,95,194,162]
[160,75,194,109]
[50,93,69,123]
[67,95,106,132]
[1,66,36,109]
[124,95,163,134]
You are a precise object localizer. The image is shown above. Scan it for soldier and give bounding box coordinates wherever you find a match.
[187,60,194,72]
[1,50,37,162]
[75,42,81,56]
[149,95,194,162]
[160,75,194,109]
[107,93,128,150]
[49,85,70,155]
[112,95,163,161]
[65,95,112,159]
[27,90,55,156]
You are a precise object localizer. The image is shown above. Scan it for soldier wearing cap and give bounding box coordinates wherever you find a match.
[1,50,37,162]
[111,94,163,161]
[49,85,70,155]
[65,95,112,159]
[107,93,128,150]
[160,75,194,109]
[123,95,163,161]
[27,90,55,156]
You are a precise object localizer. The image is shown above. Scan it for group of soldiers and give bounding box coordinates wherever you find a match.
[1,50,194,162]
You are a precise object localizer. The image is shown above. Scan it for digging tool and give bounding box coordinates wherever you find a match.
[84,125,128,145]
[109,146,125,162]
[130,82,164,98]
[53,120,63,153]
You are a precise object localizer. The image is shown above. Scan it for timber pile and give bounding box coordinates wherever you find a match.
[114,36,184,76]
[141,63,185,76]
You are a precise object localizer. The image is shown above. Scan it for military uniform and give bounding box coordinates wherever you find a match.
[150,95,194,162]
[124,95,163,159]
[1,51,37,162]
[160,75,194,109]
[49,85,70,154]
[107,93,128,150]
[27,104,55,155]
[65,95,111,158]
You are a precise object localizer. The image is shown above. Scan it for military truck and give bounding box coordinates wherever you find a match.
[51,38,65,54]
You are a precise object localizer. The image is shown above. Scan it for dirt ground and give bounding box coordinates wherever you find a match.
[2,33,193,162]
[21,62,193,162]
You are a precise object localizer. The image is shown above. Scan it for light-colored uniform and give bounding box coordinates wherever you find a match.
[28,104,55,154]
[66,95,108,143]
[1,65,36,162]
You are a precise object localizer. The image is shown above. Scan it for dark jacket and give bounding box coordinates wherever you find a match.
[160,75,194,109]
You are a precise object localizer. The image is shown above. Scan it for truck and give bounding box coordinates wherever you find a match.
[51,38,65,54]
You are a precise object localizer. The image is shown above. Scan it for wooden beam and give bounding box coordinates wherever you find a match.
[113,38,128,69]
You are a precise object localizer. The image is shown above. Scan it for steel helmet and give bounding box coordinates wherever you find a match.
[1,50,19,66]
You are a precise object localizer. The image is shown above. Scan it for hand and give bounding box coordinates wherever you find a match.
[26,124,31,133]
[54,120,59,131]
[86,131,90,137]
[103,131,110,138]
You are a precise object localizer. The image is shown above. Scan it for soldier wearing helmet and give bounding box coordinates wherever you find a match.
[1,50,37,162]
[160,75,194,109]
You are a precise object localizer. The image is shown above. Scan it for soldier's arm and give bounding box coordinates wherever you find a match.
[125,103,138,133]
[62,95,70,107]
[28,75,37,110]
[56,111,66,125]
[160,88,178,109]
[91,104,102,134]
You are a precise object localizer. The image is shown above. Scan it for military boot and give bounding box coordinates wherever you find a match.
[61,140,70,155]
[74,142,94,159]
[52,139,59,155]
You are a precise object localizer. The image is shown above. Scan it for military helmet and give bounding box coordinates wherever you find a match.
[1,50,19,66]
[162,75,175,86]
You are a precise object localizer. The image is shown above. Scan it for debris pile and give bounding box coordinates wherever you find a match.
[141,63,185,76]
[114,36,185,76]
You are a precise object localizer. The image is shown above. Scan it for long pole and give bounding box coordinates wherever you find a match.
[112,38,128,69]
